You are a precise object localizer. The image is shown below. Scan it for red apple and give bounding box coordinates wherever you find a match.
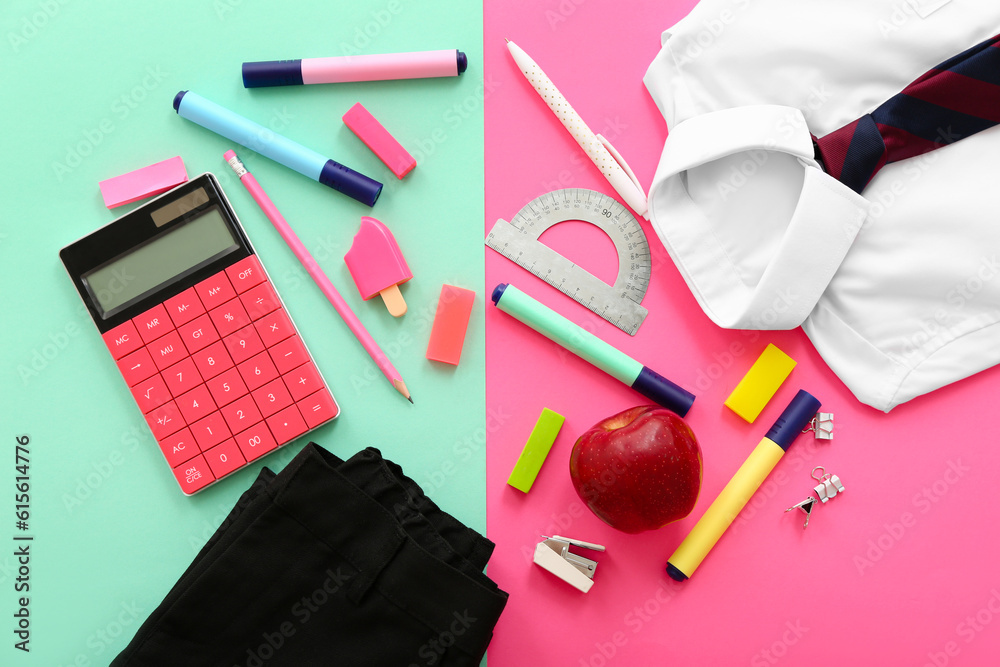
[569,406,702,534]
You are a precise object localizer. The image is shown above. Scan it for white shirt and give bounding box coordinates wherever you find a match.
[643,0,1000,411]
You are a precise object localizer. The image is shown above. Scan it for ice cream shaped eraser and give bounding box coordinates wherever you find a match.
[345,216,412,317]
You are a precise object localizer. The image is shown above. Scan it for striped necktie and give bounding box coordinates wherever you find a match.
[814,33,1000,194]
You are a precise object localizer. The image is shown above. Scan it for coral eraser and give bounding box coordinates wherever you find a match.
[342,102,416,179]
[724,343,797,423]
[99,156,188,208]
[507,408,565,493]
[426,285,475,365]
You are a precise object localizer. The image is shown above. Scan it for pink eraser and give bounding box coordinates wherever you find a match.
[426,285,476,365]
[98,156,188,208]
[342,103,416,179]
[344,216,412,299]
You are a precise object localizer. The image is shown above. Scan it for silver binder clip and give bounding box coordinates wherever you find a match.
[533,535,605,593]
[802,412,834,440]
[785,466,845,528]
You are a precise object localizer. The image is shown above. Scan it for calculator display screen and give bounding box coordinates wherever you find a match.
[83,207,239,318]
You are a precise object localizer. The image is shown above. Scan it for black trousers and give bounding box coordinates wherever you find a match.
[112,443,508,666]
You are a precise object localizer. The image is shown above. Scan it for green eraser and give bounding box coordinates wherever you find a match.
[507,408,565,493]
[724,343,797,423]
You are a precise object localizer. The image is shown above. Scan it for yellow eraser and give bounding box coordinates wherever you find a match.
[724,344,796,423]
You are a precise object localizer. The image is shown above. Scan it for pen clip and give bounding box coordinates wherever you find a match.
[597,133,649,219]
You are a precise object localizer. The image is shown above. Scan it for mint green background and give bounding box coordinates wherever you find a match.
[0,1,485,664]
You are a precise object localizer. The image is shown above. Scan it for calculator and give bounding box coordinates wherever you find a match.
[60,173,339,494]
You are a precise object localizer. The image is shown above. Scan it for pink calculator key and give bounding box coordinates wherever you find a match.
[234,422,278,462]
[266,404,308,444]
[203,439,246,479]
[210,298,250,338]
[149,330,187,371]
[146,401,184,440]
[255,308,295,347]
[103,320,143,359]
[251,378,293,418]
[269,335,309,375]
[131,373,170,414]
[178,314,220,354]
[164,287,205,327]
[117,347,157,386]
[283,362,325,401]
[238,351,279,391]
[192,341,233,380]
[223,325,265,365]
[190,411,231,451]
[298,389,339,429]
[240,282,280,321]
[176,384,216,424]
[163,357,202,397]
[195,271,236,311]
[158,428,199,468]
[172,455,216,495]
[220,394,263,434]
[206,367,248,407]
[133,304,173,344]
[225,255,265,294]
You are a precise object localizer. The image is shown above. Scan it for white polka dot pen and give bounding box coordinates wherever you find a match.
[506,40,648,219]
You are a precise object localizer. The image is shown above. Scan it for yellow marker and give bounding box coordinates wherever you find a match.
[724,344,797,423]
[667,390,821,581]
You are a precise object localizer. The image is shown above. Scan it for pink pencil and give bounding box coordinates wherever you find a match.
[225,150,412,403]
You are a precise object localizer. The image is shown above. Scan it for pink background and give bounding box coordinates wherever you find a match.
[484,1,1000,665]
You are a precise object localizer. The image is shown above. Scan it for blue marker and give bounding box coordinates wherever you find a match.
[173,91,382,206]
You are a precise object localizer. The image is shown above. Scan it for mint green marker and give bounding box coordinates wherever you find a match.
[491,284,695,416]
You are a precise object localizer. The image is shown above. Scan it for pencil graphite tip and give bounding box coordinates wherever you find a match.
[393,379,412,403]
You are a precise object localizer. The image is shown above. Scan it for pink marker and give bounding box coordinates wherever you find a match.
[345,217,412,317]
[243,50,467,87]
